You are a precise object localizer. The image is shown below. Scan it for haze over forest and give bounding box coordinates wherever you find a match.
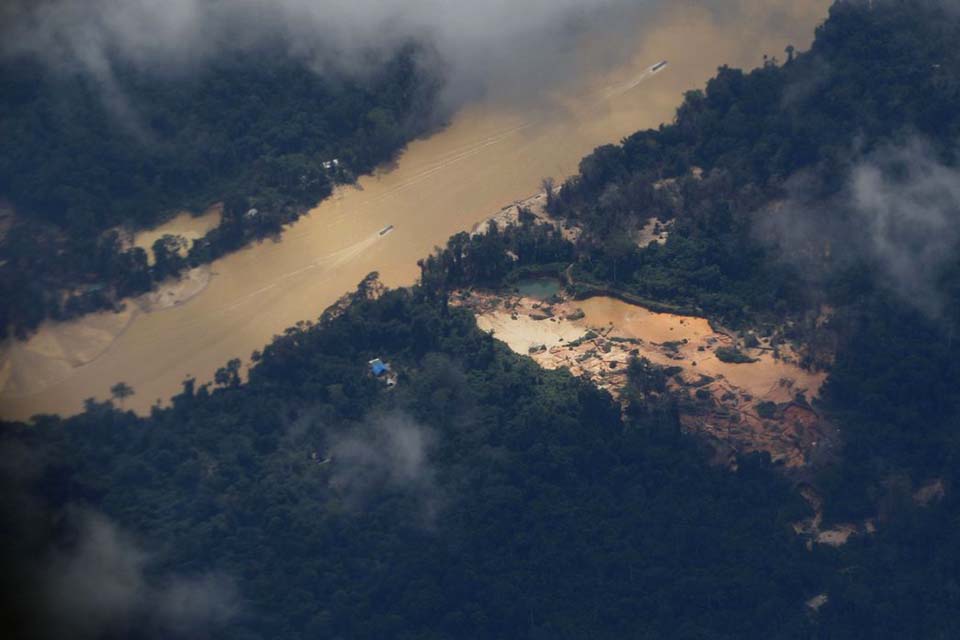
[3,1,960,639]
[2,0,669,108]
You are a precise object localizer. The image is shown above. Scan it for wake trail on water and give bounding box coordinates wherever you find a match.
[88,61,673,341]
[273,121,535,246]
[594,60,668,105]
[155,231,387,334]
[250,61,669,254]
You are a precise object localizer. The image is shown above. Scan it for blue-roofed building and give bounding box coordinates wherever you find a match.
[369,358,389,376]
[368,358,397,387]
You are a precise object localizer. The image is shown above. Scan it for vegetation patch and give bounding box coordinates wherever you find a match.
[715,346,759,364]
[755,401,779,420]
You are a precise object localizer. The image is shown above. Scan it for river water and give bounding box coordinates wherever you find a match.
[0,0,829,419]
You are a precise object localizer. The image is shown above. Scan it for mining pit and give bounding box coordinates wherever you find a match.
[453,289,832,468]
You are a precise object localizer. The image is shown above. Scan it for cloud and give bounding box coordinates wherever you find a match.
[40,509,238,639]
[155,573,240,636]
[0,460,239,640]
[848,140,960,315]
[759,138,960,316]
[0,0,659,109]
[43,511,149,636]
[330,412,440,521]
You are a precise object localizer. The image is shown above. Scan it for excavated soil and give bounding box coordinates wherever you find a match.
[456,290,831,468]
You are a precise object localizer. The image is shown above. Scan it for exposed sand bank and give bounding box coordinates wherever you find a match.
[0,266,214,400]
[0,305,138,400]
[0,0,831,420]
[137,266,213,312]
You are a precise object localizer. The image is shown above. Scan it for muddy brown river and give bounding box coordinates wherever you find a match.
[0,1,829,419]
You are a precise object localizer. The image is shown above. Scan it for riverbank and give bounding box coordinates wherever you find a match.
[131,205,223,265]
[136,266,214,312]
[0,0,830,420]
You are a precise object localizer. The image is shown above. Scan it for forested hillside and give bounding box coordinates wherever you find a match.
[552,0,960,324]
[416,1,960,605]
[0,45,440,337]
[538,0,960,524]
[4,1,960,638]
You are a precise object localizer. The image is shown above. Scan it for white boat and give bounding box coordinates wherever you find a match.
[651,60,668,72]
[379,224,395,236]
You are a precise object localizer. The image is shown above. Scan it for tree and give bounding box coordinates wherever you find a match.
[542,177,556,212]
[215,358,242,388]
[604,233,638,283]
[151,234,188,280]
[110,382,135,407]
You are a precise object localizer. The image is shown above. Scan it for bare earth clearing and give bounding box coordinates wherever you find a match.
[454,290,830,469]
[471,191,582,243]
[455,285,874,547]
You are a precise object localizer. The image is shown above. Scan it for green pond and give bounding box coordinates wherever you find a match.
[514,277,562,300]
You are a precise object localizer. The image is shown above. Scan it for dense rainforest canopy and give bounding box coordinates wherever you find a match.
[2,285,824,639]
[4,1,960,638]
[552,0,960,324]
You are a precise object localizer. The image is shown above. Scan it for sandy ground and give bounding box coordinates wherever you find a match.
[0,266,214,400]
[578,297,826,403]
[635,217,670,247]
[457,291,830,468]
[475,308,587,352]
[792,486,874,549]
[0,0,831,420]
[137,266,213,312]
[0,204,217,392]
[472,190,582,243]
[0,305,139,399]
